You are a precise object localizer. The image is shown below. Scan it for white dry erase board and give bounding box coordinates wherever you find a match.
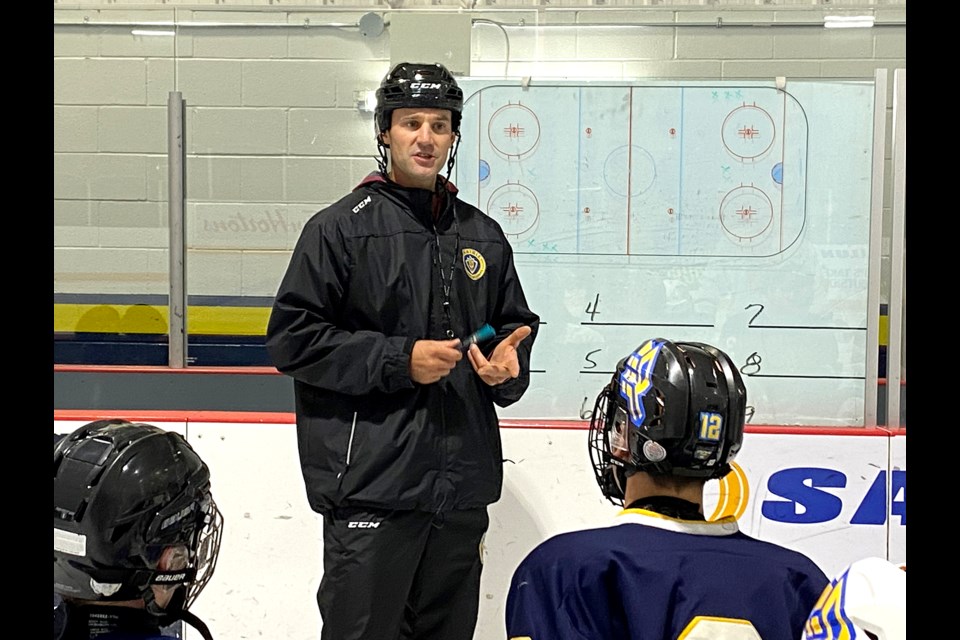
[452,79,876,426]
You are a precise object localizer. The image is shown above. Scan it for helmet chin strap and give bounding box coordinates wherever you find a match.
[443,131,462,185]
[142,583,167,619]
[181,610,215,640]
[145,587,215,640]
[376,135,389,174]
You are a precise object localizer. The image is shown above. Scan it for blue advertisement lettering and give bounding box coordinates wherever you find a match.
[761,467,845,524]
[850,470,906,526]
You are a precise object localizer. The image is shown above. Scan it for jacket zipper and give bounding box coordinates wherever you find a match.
[345,411,358,466]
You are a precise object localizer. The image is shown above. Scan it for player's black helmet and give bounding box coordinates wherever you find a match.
[588,338,746,505]
[375,61,464,133]
[53,420,222,620]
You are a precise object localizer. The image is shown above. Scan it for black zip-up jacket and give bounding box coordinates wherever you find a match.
[266,172,540,514]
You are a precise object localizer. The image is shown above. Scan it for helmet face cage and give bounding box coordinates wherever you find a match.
[180,495,223,611]
[54,420,222,619]
[588,383,629,506]
[588,339,747,503]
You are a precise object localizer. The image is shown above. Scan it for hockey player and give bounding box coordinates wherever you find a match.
[54,419,223,640]
[505,338,829,640]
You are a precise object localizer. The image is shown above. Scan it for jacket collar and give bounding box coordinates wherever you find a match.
[356,171,459,228]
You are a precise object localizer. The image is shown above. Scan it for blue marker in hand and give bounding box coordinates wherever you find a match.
[459,324,495,353]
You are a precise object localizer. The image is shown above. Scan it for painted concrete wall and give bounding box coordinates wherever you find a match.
[53,2,905,304]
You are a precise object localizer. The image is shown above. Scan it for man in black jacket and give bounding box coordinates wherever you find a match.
[266,61,539,640]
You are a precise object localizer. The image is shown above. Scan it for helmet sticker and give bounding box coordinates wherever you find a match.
[698,411,724,442]
[642,440,668,463]
[619,339,665,428]
[90,578,122,597]
[462,248,487,281]
[54,528,86,557]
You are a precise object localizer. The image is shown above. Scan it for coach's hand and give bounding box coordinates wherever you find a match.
[468,326,532,386]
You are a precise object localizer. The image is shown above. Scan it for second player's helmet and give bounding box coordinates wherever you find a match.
[803,557,907,640]
[375,61,464,133]
[588,338,747,505]
[53,419,222,622]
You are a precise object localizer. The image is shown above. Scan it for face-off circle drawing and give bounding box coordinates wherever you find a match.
[486,182,540,240]
[718,184,774,242]
[721,104,776,162]
[488,103,541,159]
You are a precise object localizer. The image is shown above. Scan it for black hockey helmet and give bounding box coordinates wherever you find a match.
[375,61,464,134]
[53,420,222,620]
[588,338,746,505]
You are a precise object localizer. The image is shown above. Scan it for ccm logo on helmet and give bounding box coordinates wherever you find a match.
[410,82,442,90]
[348,521,380,529]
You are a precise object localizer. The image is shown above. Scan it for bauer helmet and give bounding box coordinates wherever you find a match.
[53,420,222,622]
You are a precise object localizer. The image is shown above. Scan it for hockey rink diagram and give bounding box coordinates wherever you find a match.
[455,84,809,258]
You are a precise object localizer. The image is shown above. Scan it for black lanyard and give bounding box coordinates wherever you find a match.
[432,200,460,340]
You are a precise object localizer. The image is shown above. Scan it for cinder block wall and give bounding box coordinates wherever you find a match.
[53,0,905,302]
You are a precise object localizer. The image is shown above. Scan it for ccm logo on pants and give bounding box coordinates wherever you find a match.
[347,521,380,529]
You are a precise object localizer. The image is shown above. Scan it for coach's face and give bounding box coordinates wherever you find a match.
[382,107,456,191]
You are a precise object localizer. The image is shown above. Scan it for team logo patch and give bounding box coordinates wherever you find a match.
[462,248,486,281]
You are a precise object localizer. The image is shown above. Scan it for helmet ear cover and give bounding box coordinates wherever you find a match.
[588,339,747,505]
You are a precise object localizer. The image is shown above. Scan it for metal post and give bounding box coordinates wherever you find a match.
[886,69,906,428]
[863,69,887,427]
[168,91,187,368]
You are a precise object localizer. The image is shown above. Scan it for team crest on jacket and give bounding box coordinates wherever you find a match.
[462,248,486,280]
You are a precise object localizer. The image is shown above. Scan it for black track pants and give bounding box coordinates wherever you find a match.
[317,506,489,640]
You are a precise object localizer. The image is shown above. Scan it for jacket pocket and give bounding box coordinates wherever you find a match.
[299,411,356,479]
